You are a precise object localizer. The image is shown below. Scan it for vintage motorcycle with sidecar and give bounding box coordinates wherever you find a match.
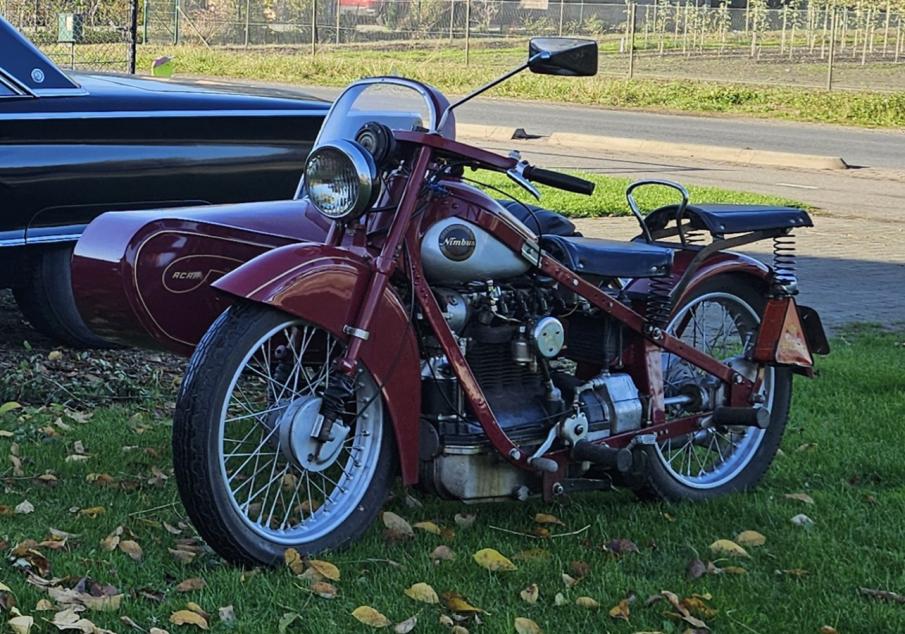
[73,38,828,566]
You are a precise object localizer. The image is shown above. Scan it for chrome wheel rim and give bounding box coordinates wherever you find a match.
[655,292,773,489]
[217,318,383,545]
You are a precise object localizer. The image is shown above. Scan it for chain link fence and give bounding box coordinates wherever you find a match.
[1,0,139,72]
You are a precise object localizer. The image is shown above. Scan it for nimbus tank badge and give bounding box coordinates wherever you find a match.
[439,224,477,261]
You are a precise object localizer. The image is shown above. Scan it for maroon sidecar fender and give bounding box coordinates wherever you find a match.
[213,244,422,485]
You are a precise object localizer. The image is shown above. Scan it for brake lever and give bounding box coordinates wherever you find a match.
[506,155,541,200]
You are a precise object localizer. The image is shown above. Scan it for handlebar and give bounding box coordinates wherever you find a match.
[523,166,595,196]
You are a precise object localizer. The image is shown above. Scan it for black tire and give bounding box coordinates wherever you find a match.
[173,301,396,567]
[633,274,793,502]
[12,245,118,349]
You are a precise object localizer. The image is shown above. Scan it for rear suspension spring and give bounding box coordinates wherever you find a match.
[646,274,673,330]
[772,233,798,292]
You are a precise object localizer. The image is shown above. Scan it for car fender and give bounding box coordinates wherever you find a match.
[213,243,422,485]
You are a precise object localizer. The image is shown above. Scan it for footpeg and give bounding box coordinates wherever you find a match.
[571,440,633,473]
[713,405,770,429]
[529,457,559,473]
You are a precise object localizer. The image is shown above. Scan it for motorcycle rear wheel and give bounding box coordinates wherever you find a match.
[634,274,792,502]
[173,301,395,566]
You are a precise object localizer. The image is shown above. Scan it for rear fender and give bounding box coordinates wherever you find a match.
[212,243,422,485]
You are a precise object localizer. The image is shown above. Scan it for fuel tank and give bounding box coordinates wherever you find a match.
[421,217,529,283]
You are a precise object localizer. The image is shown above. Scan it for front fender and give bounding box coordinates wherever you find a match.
[213,243,422,485]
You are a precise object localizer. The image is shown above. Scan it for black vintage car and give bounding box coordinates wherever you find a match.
[0,17,328,347]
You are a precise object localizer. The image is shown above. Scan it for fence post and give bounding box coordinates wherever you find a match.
[826,8,836,91]
[465,0,471,64]
[335,0,340,44]
[627,2,636,79]
[173,0,179,45]
[244,0,250,47]
[129,0,138,72]
[449,0,455,42]
[558,0,564,36]
[311,0,317,55]
[142,0,148,44]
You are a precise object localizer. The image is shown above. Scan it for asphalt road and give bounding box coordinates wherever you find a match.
[288,84,905,169]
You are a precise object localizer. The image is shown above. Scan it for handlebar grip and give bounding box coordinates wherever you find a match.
[524,166,595,196]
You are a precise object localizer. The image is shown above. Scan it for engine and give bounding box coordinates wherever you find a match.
[418,281,644,502]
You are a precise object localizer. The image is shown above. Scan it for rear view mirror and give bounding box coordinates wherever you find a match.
[528,38,598,77]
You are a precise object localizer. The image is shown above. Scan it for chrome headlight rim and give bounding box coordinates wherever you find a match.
[304,139,378,221]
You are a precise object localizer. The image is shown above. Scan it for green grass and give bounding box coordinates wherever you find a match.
[473,170,803,217]
[137,44,905,128]
[0,329,904,633]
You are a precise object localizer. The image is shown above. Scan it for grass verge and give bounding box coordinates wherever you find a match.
[137,45,905,128]
[0,326,904,633]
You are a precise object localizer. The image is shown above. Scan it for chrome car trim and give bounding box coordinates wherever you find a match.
[2,108,329,120]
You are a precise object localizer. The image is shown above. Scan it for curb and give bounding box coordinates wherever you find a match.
[456,124,848,171]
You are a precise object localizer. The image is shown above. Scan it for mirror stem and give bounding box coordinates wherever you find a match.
[435,54,545,133]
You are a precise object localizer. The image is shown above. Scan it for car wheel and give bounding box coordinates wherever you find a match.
[13,245,119,349]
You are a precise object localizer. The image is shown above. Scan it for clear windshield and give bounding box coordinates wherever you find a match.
[313,78,439,149]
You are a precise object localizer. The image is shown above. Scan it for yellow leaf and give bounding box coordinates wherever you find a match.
[554,593,567,606]
[441,592,485,614]
[352,606,391,628]
[175,578,207,593]
[450,627,469,634]
[785,492,815,505]
[608,599,631,621]
[820,627,839,634]
[78,506,105,518]
[7,615,33,634]
[430,545,456,562]
[533,513,564,526]
[575,596,599,609]
[82,593,123,612]
[561,573,579,588]
[394,615,417,633]
[404,582,439,604]
[735,530,766,547]
[519,583,539,604]
[382,512,413,538]
[709,539,749,558]
[413,521,442,535]
[454,513,476,529]
[169,609,209,630]
[310,581,338,599]
[119,539,143,561]
[473,548,517,572]
[308,559,341,581]
[514,616,543,634]
[284,548,304,575]
[721,566,748,575]
[0,402,22,416]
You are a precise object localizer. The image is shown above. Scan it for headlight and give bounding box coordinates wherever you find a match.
[305,140,377,220]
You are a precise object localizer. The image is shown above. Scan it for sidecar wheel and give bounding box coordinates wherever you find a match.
[633,275,792,502]
[173,302,396,567]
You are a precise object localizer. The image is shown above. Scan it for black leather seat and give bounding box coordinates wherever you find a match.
[541,235,673,278]
[645,204,812,235]
[496,200,577,237]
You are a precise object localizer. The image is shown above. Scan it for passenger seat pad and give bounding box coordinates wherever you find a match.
[541,235,673,279]
[645,204,812,235]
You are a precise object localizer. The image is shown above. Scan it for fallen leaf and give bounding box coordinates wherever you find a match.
[382,512,414,539]
[785,492,815,505]
[352,606,391,628]
[519,583,539,604]
[404,582,438,604]
[735,530,766,547]
[441,592,485,614]
[7,615,33,634]
[721,566,748,575]
[512,549,550,562]
[0,402,22,416]
[554,593,568,606]
[35,600,53,612]
[454,513,476,529]
[170,609,209,630]
[78,507,105,519]
[450,627,468,634]
[169,549,197,565]
[277,612,300,633]
[514,616,543,634]
[533,513,564,526]
[575,596,599,609]
[48,351,63,362]
[605,538,639,556]
[430,545,456,562]
[569,560,591,578]
[119,540,143,561]
[121,615,144,630]
[308,560,340,581]
[150,629,170,634]
[14,500,34,515]
[608,599,631,621]
[176,578,207,593]
[709,539,749,558]
[561,573,579,588]
[859,587,905,604]
[309,581,337,599]
[394,615,417,633]
[791,514,815,527]
[820,627,839,634]
[473,548,517,572]
[413,521,442,535]
[687,558,707,580]
[284,548,304,575]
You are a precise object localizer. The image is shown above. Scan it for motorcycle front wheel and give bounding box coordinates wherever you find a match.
[634,274,792,502]
[173,302,395,566]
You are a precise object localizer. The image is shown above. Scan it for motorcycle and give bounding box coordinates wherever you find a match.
[73,38,829,567]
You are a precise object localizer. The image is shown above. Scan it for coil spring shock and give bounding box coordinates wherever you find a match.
[772,233,798,292]
[646,274,673,331]
[685,229,706,245]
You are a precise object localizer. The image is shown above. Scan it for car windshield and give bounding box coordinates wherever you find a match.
[313,79,439,149]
